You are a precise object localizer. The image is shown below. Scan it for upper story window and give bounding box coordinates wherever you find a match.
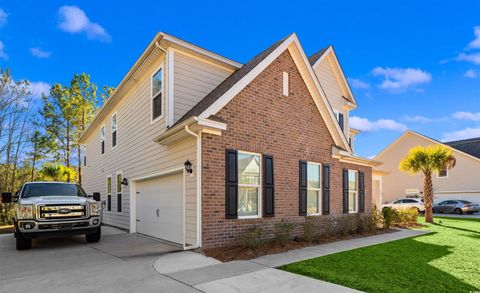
[333,110,344,132]
[83,145,87,166]
[152,67,163,121]
[438,168,448,178]
[112,114,117,148]
[238,151,261,218]
[100,126,105,155]
[307,162,322,215]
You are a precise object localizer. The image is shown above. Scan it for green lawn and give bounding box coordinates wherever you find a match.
[281,217,480,292]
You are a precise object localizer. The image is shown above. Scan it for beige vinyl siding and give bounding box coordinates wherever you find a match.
[83,54,197,244]
[375,132,480,205]
[313,56,349,137]
[173,51,233,122]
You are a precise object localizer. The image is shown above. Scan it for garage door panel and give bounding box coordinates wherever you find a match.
[136,172,183,244]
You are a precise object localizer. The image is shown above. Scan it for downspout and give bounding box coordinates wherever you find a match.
[185,125,202,248]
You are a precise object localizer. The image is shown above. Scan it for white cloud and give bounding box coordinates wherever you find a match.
[0,41,7,60]
[0,8,7,27]
[468,26,480,49]
[348,78,370,89]
[463,69,477,79]
[372,67,431,91]
[453,111,480,121]
[456,52,480,65]
[404,115,431,123]
[442,127,480,142]
[28,81,51,98]
[30,47,51,59]
[58,6,111,42]
[350,116,407,132]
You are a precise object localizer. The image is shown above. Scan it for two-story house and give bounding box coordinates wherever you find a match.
[79,32,381,249]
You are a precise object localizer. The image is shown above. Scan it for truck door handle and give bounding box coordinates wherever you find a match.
[156,209,160,217]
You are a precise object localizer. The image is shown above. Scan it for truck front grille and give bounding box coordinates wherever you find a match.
[39,205,87,220]
[38,221,89,230]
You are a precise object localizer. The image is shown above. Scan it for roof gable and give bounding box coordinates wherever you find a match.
[375,130,480,164]
[309,46,356,105]
[178,33,351,152]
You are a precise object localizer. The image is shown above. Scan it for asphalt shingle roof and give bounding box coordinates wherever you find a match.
[446,137,480,159]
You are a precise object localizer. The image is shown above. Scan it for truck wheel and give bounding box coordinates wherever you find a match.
[16,232,32,250]
[86,227,101,243]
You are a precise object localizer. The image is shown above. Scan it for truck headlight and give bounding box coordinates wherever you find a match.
[90,203,100,216]
[17,205,34,219]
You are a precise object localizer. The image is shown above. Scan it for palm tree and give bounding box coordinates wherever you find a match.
[399,145,456,223]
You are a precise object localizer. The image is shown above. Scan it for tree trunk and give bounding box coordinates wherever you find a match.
[77,144,82,185]
[423,171,434,223]
[66,121,71,182]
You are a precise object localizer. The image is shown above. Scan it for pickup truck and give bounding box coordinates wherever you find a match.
[1,182,102,250]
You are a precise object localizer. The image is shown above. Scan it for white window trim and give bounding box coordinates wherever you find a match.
[437,168,448,179]
[282,71,289,96]
[100,125,106,156]
[238,150,262,219]
[115,171,123,215]
[151,64,165,124]
[348,170,359,213]
[111,113,118,150]
[106,175,112,213]
[306,162,322,216]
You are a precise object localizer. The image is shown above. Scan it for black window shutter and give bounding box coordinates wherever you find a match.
[263,155,274,217]
[322,164,330,214]
[339,113,344,131]
[225,149,238,219]
[342,169,349,214]
[112,131,117,147]
[359,171,365,213]
[101,141,105,154]
[299,160,307,216]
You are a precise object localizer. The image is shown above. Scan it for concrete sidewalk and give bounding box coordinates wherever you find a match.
[155,229,429,293]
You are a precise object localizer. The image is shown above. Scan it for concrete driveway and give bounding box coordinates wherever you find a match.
[0,226,199,293]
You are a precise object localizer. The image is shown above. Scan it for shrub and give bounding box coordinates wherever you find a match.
[324,216,338,236]
[337,214,358,236]
[382,207,396,229]
[303,217,317,242]
[238,226,264,249]
[274,219,295,245]
[395,208,419,226]
[357,214,377,234]
[371,205,384,229]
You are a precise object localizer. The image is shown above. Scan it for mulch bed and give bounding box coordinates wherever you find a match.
[202,228,397,262]
[0,225,14,234]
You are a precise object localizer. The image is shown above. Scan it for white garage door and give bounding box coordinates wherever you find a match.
[136,172,183,244]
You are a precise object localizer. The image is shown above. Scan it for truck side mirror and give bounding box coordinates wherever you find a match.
[1,192,12,203]
[92,192,101,202]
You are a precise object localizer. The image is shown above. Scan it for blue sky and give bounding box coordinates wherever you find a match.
[0,1,479,157]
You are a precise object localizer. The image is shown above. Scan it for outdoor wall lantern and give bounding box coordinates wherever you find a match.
[121,178,128,186]
[184,160,193,174]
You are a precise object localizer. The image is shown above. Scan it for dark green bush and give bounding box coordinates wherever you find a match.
[382,207,396,228]
[274,219,295,245]
[238,226,264,249]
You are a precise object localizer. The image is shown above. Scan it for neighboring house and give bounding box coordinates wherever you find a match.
[79,32,380,249]
[373,130,480,207]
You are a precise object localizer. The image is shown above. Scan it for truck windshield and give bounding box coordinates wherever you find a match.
[21,183,87,198]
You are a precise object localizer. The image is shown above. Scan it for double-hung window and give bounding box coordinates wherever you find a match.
[106,176,112,212]
[100,126,105,155]
[152,67,163,121]
[307,162,321,215]
[112,114,117,148]
[116,173,122,213]
[348,170,358,213]
[83,145,87,166]
[237,152,261,218]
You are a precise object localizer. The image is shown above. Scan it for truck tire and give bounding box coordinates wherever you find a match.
[86,227,101,243]
[16,232,32,250]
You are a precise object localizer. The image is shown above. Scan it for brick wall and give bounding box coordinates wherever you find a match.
[201,50,372,248]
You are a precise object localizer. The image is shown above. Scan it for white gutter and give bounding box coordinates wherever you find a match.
[184,125,202,248]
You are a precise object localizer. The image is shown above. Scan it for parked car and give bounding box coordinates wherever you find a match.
[382,198,425,213]
[0,182,102,250]
[433,200,480,215]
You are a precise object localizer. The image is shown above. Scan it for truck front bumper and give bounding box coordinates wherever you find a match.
[17,216,101,239]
